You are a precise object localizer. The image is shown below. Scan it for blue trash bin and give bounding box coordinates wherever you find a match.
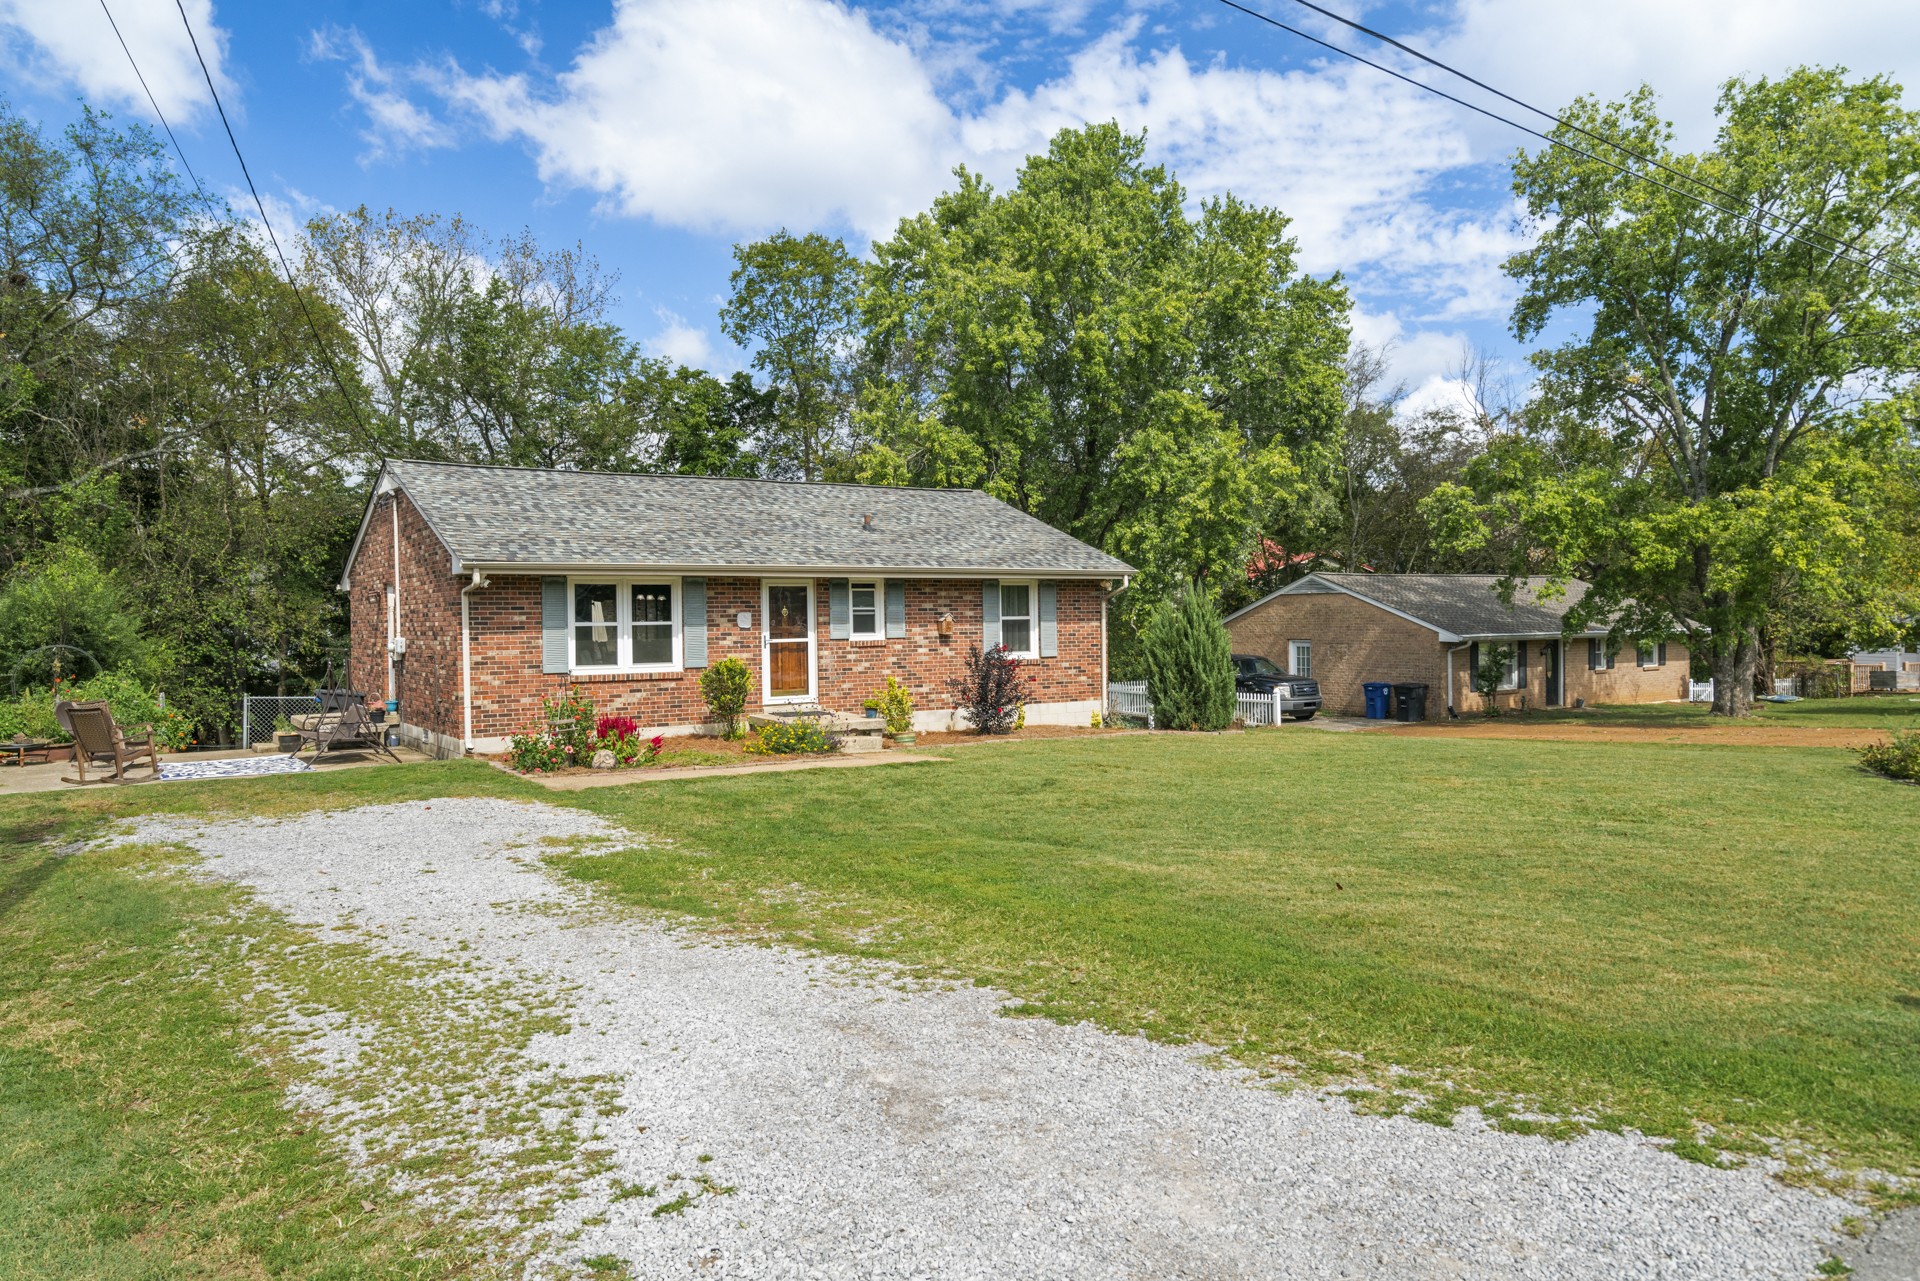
[1363,681,1393,719]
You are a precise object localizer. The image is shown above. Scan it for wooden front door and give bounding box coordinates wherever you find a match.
[763,582,814,701]
[1543,639,1564,706]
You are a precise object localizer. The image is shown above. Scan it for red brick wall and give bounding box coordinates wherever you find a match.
[345,490,465,743]
[467,576,1106,740]
[1227,592,1448,716]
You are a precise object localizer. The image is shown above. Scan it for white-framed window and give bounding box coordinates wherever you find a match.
[850,580,880,638]
[998,580,1036,657]
[570,577,681,672]
[1289,640,1312,678]
[1498,645,1523,690]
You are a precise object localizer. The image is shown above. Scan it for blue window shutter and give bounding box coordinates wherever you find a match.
[1037,581,1058,658]
[1588,638,1600,670]
[1657,641,1667,667]
[683,577,707,668]
[884,580,906,639]
[541,577,569,673]
[828,579,851,640]
[1516,640,1527,683]
[982,580,1001,650]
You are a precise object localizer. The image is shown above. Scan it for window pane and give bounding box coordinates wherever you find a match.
[1000,582,1030,620]
[851,583,878,636]
[850,584,876,611]
[633,623,673,665]
[574,584,618,666]
[632,583,672,625]
[1001,617,1032,655]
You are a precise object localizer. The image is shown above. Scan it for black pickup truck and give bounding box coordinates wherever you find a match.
[1231,654,1322,721]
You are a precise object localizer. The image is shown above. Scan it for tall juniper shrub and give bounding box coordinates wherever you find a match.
[1140,583,1236,732]
[950,644,1030,735]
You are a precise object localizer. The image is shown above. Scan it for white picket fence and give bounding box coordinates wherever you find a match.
[1106,681,1283,728]
[1688,680,1714,703]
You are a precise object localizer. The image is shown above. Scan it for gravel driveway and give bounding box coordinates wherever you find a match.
[124,798,1848,1280]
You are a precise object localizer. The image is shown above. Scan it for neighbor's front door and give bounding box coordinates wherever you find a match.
[1544,639,1564,706]
[763,581,814,702]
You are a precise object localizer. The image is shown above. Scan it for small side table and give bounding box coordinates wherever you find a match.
[3,737,50,767]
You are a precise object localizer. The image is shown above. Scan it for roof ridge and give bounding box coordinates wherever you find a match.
[385,457,990,499]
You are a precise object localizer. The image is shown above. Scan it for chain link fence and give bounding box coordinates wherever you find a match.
[239,695,321,748]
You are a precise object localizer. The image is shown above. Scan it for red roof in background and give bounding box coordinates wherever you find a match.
[1247,542,1371,579]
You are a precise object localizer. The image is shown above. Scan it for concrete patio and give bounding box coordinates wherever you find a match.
[0,743,436,795]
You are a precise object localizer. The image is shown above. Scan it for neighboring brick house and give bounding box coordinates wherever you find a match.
[1225,573,1690,718]
[341,460,1133,756]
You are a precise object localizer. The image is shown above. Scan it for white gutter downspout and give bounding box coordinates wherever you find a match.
[1102,575,1131,720]
[1446,641,1472,714]
[460,569,490,754]
[389,495,403,702]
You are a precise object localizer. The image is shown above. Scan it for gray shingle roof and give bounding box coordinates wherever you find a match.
[1290,573,1611,638]
[376,460,1134,577]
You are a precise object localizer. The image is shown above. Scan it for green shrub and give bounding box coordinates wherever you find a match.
[745,719,837,756]
[1858,729,1920,782]
[1473,644,1514,716]
[1139,583,1235,732]
[700,657,752,738]
[0,672,190,748]
[508,729,568,773]
[875,675,915,737]
[0,542,149,686]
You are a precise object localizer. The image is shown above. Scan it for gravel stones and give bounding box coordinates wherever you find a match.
[125,798,1850,1280]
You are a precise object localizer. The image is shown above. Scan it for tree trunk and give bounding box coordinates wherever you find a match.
[1709,625,1760,717]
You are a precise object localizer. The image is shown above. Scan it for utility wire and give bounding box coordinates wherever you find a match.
[172,0,372,435]
[1212,0,1920,289]
[1270,0,1920,289]
[98,0,204,194]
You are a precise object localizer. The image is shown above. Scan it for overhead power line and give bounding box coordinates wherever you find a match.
[171,0,373,436]
[98,0,204,194]
[1211,0,1920,290]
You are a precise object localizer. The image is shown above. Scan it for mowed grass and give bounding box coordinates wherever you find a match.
[552,732,1920,1179]
[0,806,499,1280]
[0,726,1914,1277]
[1517,694,1920,730]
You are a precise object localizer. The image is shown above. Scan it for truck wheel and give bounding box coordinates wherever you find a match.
[1290,711,1317,722]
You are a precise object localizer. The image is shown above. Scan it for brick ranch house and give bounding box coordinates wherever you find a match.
[342,460,1134,757]
[1225,572,1691,718]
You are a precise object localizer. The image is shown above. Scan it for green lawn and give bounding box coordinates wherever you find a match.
[1513,694,1920,730]
[2,728,1916,1277]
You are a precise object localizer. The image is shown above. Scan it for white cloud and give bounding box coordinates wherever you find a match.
[434,0,961,236]
[309,26,457,160]
[0,0,233,124]
[1421,0,1919,154]
[642,308,717,368]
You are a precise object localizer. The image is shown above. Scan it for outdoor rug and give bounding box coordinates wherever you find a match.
[159,754,313,782]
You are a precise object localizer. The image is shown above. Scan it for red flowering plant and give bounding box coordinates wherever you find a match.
[593,714,663,767]
[948,644,1032,735]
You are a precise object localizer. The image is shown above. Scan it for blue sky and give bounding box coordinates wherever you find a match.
[4,0,1916,414]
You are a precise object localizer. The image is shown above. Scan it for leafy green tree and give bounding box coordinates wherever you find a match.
[720,230,862,479]
[622,360,770,477]
[862,123,1348,624]
[0,541,148,685]
[1427,69,1920,715]
[1140,583,1236,731]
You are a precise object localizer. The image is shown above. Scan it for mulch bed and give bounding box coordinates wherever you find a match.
[907,725,1137,748]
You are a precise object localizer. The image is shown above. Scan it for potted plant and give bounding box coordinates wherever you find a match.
[272,715,301,753]
[861,698,881,719]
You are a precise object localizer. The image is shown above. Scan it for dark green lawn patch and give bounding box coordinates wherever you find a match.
[550,732,1920,1182]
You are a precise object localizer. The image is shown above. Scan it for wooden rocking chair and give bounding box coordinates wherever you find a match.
[56,700,161,785]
